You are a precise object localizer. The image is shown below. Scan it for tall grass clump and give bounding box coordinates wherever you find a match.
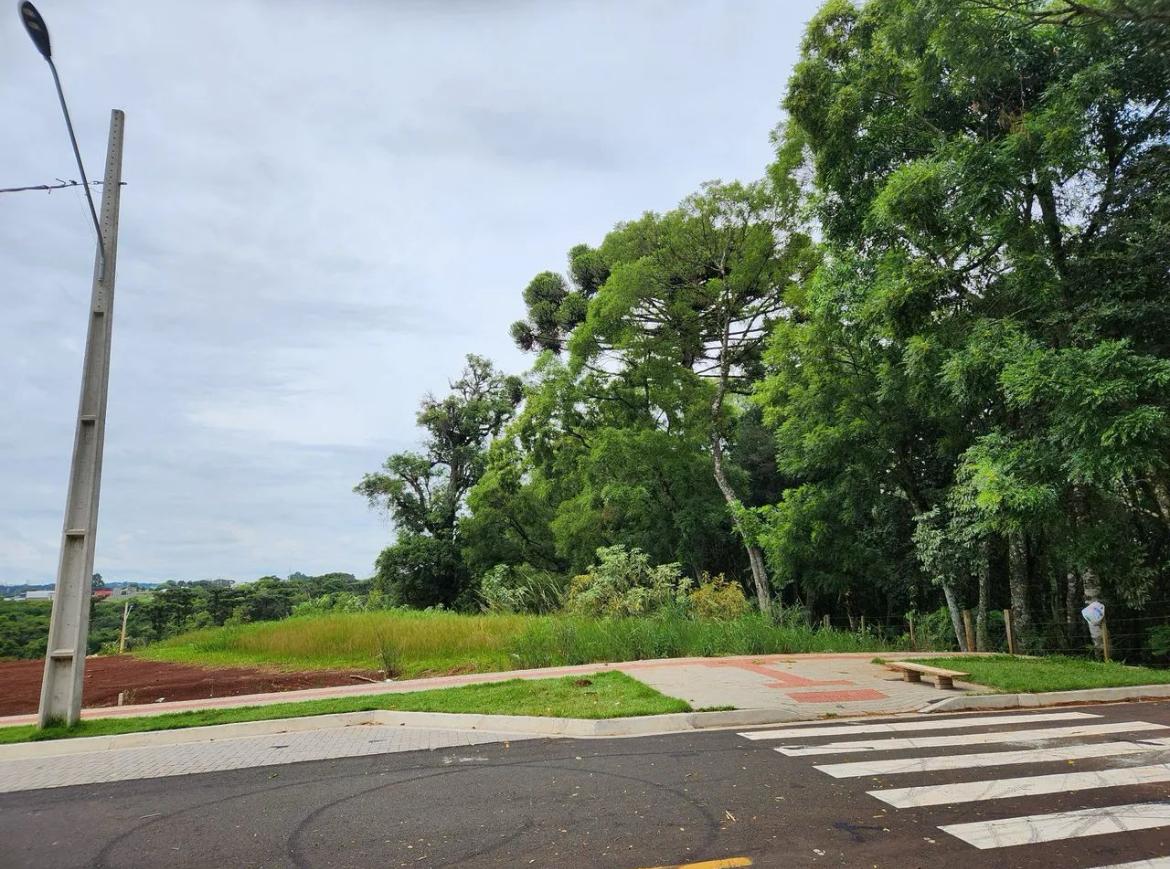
[140,609,535,675]
[507,613,903,669]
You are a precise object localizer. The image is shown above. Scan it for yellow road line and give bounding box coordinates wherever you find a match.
[638,858,752,869]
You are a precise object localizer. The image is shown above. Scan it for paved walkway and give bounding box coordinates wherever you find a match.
[0,652,972,728]
[0,653,984,794]
[0,722,537,793]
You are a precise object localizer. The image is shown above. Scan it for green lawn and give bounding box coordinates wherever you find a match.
[910,655,1170,693]
[138,609,906,677]
[0,671,690,746]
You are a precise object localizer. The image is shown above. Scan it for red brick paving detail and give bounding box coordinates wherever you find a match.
[786,688,888,703]
[764,679,853,690]
[700,659,855,688]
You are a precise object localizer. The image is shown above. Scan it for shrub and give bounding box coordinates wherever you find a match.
[1148,624,1170,661]
[909,606,959,651]
[688,574,749,621]
[563,546,692,618]
[291,592,366,617]
[478,564,568,614]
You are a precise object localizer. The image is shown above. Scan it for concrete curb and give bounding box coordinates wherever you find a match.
[0,707,803,761]
[920,683,1170,713]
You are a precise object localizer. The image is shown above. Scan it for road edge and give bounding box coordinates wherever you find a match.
[0,707,804,760]
[920,683,1170,713]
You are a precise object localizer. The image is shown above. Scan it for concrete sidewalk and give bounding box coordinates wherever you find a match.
[0,652,988,793]
[0,651,971,728]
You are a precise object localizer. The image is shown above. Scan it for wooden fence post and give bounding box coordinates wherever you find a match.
[1004,608,1017,655]
[908,614,917,651]
[962,610,976,653]
[1101,620,1112,662]
[822,614,830,630]
[859,615,866,634]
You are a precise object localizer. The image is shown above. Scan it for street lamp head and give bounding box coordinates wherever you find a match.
[19,1,52,61]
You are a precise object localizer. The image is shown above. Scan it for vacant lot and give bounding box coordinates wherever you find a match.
[0,656,381,716]
[138,609,905,677]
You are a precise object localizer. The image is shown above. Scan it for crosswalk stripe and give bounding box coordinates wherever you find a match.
[776,721,1167,756]
[1090,859,1170,868]
[871,763,1170,808]
[738,711,1097,741]
[815,737,1170,778]
[940,802,1170,849]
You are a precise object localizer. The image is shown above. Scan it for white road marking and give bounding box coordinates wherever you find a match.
[815,737,1170,778]
[776,721,1168,756]
[940,803,1170,849]
[738,712,1096,741]
[1089,859,1170,868]
[871,763,1170,808]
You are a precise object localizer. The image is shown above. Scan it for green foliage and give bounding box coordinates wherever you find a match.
[563,546,692,618]
[139,609,533,675]
[754,0,1170,650]
[141,606,906,678]
[908,607,962,652]
[291,592,366,617]
[343,0,1170,658]
[508,613,903,669]
[477,564,567,614]
[358,355,522,608]
[373,533,468,609]
[0,600,53,659]
[1147,625,1170,661]
[688,574,750,621]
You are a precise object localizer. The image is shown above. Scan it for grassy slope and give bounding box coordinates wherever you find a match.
[0,671,689,745]
[137,610,531,675]
[138,610,903,677]
[911,655,1170,693]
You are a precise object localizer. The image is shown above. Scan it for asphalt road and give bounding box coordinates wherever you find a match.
[4,702,1170,868]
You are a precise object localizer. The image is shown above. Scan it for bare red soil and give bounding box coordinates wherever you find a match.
[0,656,382,716]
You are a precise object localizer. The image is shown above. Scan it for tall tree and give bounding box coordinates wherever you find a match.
[766,0,1170,646]
[357,355,522,606]
[567,181,814,609]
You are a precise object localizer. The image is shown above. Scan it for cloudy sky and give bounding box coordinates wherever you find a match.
[0,0,821,585]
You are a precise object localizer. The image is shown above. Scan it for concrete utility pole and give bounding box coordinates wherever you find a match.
[38,109,125,727]
[20,1,128,728]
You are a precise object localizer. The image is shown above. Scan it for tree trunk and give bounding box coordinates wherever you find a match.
[1071,485,1102,651]
[941,580,967,652]
[1007,531,1032,650]
[1151,475,1170,532]
[710,324,771,612]
[711,430,771,610]
[976,545,990,652]
[1066,571,1080,645]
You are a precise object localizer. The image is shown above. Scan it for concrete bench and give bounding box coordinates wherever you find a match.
[887,661,969,690]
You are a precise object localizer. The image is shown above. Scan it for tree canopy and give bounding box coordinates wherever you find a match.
[358,0,1169,657]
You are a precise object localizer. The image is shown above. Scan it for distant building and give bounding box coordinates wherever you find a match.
[110,585,148,598]
[92,587,114,600]
[24,590,54,601]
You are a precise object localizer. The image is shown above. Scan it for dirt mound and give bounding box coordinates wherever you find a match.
[0,656,382,716]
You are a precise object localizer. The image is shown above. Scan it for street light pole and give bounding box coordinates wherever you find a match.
[19,1,106,279]
[20,2,127,728]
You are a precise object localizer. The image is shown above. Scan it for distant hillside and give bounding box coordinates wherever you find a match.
[0,584,54,599]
